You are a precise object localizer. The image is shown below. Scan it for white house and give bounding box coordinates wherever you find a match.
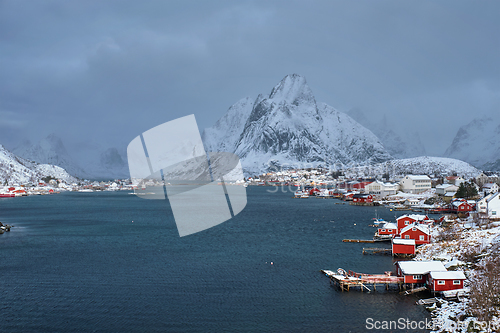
[365,180,398,197]
[482,183,499,195]
[399,175,432,194]
[435,183,458,196]
[477,192,500,218]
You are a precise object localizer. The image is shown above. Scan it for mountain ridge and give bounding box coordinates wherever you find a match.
[202,74,392,175]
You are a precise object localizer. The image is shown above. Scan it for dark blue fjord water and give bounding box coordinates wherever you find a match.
[0,187,429,332]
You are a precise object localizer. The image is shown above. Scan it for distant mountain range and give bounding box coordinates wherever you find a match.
[12,134,129,180]
[444,117,500,171]
[202,74,392,175]
[0,144,77,185]
[2,74,494,181]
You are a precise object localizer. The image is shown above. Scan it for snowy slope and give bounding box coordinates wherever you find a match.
[13,134,86,178]
[202,74,392,175]
[346,156,480,178]
[0,144,77,185]
[444,117,500,170]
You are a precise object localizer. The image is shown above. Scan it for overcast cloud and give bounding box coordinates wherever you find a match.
[1,0,499,156]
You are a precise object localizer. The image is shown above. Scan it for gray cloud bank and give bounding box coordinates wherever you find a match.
[1,0,499,156]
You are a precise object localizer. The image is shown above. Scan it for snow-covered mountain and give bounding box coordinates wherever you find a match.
[13,134,86,178]
[13,135,129,180]
[345,156,480,179]
[347,108,426,159]
[444,118,500,171]
[0,144,77,185]
[202,74,392,175]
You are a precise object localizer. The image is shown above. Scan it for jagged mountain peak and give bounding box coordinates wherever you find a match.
[268,74,316,107]
[202,75,392,175]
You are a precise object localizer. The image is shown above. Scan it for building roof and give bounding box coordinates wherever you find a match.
[396,261,447,275]
[400,223,431,235]
[406,175,431,181]
[396,214,428,221]
[392,238,415,245]
[380,222,397,230]
[429,271,466,280]
[483,183,498,189]
[487,192,499,202]
[436,183,458,189]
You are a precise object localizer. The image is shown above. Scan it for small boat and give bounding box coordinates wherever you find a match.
[300,193,309,198]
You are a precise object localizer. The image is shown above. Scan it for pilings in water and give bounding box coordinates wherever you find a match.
[321,269,404,293]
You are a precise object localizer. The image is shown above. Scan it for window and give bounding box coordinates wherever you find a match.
[413,275,422,280]
[381,229,386,232]
[405,221,409,225]
[453,280,461,285]
[412,227,417,231]
[405,235,410,239]
[493,211,497,216]
[437,280,445,285]
[420,235,425,241]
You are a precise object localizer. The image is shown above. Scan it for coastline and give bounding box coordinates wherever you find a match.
[414,216,500,332]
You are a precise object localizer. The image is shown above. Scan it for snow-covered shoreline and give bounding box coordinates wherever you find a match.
[414,217,500,332]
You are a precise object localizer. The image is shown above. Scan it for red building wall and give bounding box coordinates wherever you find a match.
[430,278,464,292]
[392,243,415,255]
[400,229,431,245]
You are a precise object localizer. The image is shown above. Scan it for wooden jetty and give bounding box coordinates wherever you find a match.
[342,239,376,243]
[362,247,391,255]
[321,269,404,292]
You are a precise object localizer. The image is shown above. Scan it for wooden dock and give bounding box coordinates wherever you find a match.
[342,239,376,243]
[362,247,391,255]
[321,269,404,292]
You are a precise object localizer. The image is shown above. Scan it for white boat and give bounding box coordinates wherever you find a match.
[294,190,303,198]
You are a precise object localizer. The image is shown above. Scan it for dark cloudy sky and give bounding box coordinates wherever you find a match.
[1,0,499,156]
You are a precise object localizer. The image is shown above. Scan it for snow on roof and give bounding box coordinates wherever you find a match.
[487,192,500,203]
[429,271,466,280]
[482,183,497,188]
[400,223,431,235]
[396,214,427,221]
[396,261,447,275]
[451,200,470,207]
[436,183,457,189]
[392,238,415,245]
[406,175,431,181]
[380,222,397,229]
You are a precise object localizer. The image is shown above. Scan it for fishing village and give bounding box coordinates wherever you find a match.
[250,167,500,332]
